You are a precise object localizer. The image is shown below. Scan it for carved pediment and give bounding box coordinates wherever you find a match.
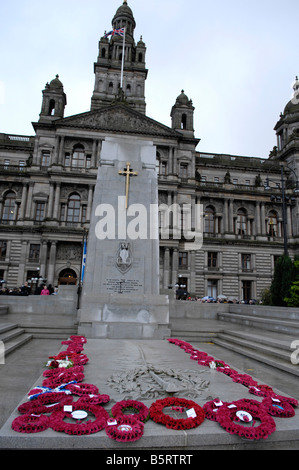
[55,104,180,138]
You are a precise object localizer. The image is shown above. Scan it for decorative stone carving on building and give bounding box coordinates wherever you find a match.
[115,242,132,273]
[56,242,82,261]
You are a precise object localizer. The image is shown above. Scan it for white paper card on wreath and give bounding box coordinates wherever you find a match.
[64,405,73,412]
[186,408,197,418]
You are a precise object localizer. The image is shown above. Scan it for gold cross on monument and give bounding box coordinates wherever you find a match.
[118,162,138,208]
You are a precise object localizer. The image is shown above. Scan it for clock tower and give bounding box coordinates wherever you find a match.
[90,1,148,114]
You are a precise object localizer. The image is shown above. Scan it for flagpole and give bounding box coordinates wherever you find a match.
[120,27,126,89]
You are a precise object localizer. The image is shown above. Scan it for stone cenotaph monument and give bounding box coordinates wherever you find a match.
[78,135,170,339]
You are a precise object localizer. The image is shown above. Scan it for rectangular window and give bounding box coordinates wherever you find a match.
[41,151,50,167]
[179,251,188,268]
[65,153,70,166]
[29,244,40,260]
[208,252,218,269]
[241,254,251,271]
[242,280,252,301]
[207,279,217,298]
[179,163,188,179]
[0,241,7,260]
[35,202,45,222]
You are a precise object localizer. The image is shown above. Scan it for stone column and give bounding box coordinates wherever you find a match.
[47,241,57,285]
[171,248,178,287]
[86,185,94,222]
[224,199,228,232]
[229,199,234,232]
[163,248,170,289]
[47,182,55,219]
[40,241,48,280]
[58,136,65,165]
[18,183,28,221]
[255,201,261,235]
[260,202,266,234]
[25,183,34,219]
[53,183,61,220]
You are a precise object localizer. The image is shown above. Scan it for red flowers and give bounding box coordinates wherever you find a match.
[12,414,50,433]
[216,399,276,440]
[105,415,144,442]
[111,400,150,423]
[149,397,205,430]
[50,401,109,435]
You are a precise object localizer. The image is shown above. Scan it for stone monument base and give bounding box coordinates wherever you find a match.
[78,293,170,339]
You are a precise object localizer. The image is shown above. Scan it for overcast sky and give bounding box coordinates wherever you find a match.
[0,0,298,158]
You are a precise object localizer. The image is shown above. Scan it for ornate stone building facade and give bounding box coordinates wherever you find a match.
[0,1,298,301]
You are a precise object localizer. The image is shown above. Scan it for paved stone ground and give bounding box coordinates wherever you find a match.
[0,336,299,450]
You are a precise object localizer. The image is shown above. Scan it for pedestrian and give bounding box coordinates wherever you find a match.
[40,285,50,295]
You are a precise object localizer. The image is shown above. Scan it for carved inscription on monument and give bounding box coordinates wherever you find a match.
[103,278,143,294]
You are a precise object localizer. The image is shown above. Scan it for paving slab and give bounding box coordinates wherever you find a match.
[0,337,298,451]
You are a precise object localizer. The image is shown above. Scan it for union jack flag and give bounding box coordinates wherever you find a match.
[104,28,125,38]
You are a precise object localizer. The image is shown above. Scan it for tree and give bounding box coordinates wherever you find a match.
[270,255,295,306]
[284,260,299,307]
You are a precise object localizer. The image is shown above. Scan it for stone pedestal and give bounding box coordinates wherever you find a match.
[78,136,170,339]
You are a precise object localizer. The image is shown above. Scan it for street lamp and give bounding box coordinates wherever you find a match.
[265,164,299,256]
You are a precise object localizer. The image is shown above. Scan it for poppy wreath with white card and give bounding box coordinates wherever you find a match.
[149,397,205,430]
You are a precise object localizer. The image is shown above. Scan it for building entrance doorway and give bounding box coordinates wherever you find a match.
[58,268,77,285]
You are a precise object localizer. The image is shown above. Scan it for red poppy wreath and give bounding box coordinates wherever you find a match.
[65,382,99,396]
[18,392,73,415]
[149,397,205,430]
[111,400,149,423]
[12,413,50,433]
[262,395,298,418]
[215,398,276,440]
[49,401,109,435]
[105,415,145,442]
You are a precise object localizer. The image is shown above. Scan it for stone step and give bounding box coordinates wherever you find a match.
[215,330,292,363]
[217,312,299,335]
[22,326,78,339]
[0,305,8,315]
[213,333,299,378]
[3,333,33,356]
[0,323,33,358]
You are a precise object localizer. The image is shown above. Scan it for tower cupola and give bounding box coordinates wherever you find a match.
[39,75,67,122]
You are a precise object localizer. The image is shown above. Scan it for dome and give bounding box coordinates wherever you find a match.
[284,77,299,115]
[49,75,63,90]
[112,1,136,27]
[175,90,193,108]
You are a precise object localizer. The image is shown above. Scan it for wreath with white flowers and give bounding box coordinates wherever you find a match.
[49,401,109,435]
[111,400,149,423]
[105,415,145,442]
[215,398,276,440]
[149,397,205,430]
[262,395,298,418]
[11,413,50,433]
[18,392,73,415]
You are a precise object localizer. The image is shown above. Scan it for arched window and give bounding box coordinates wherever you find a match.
[108,82,114,94]
[2,191,16,223]
[237,208,247,235]
[126,84,131,96]
[204,206,215,233]
[49,99,55,116]
[66,193,81,225]
[181,114,187,129]
[138,52,143,62]
[268,210,278,237]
